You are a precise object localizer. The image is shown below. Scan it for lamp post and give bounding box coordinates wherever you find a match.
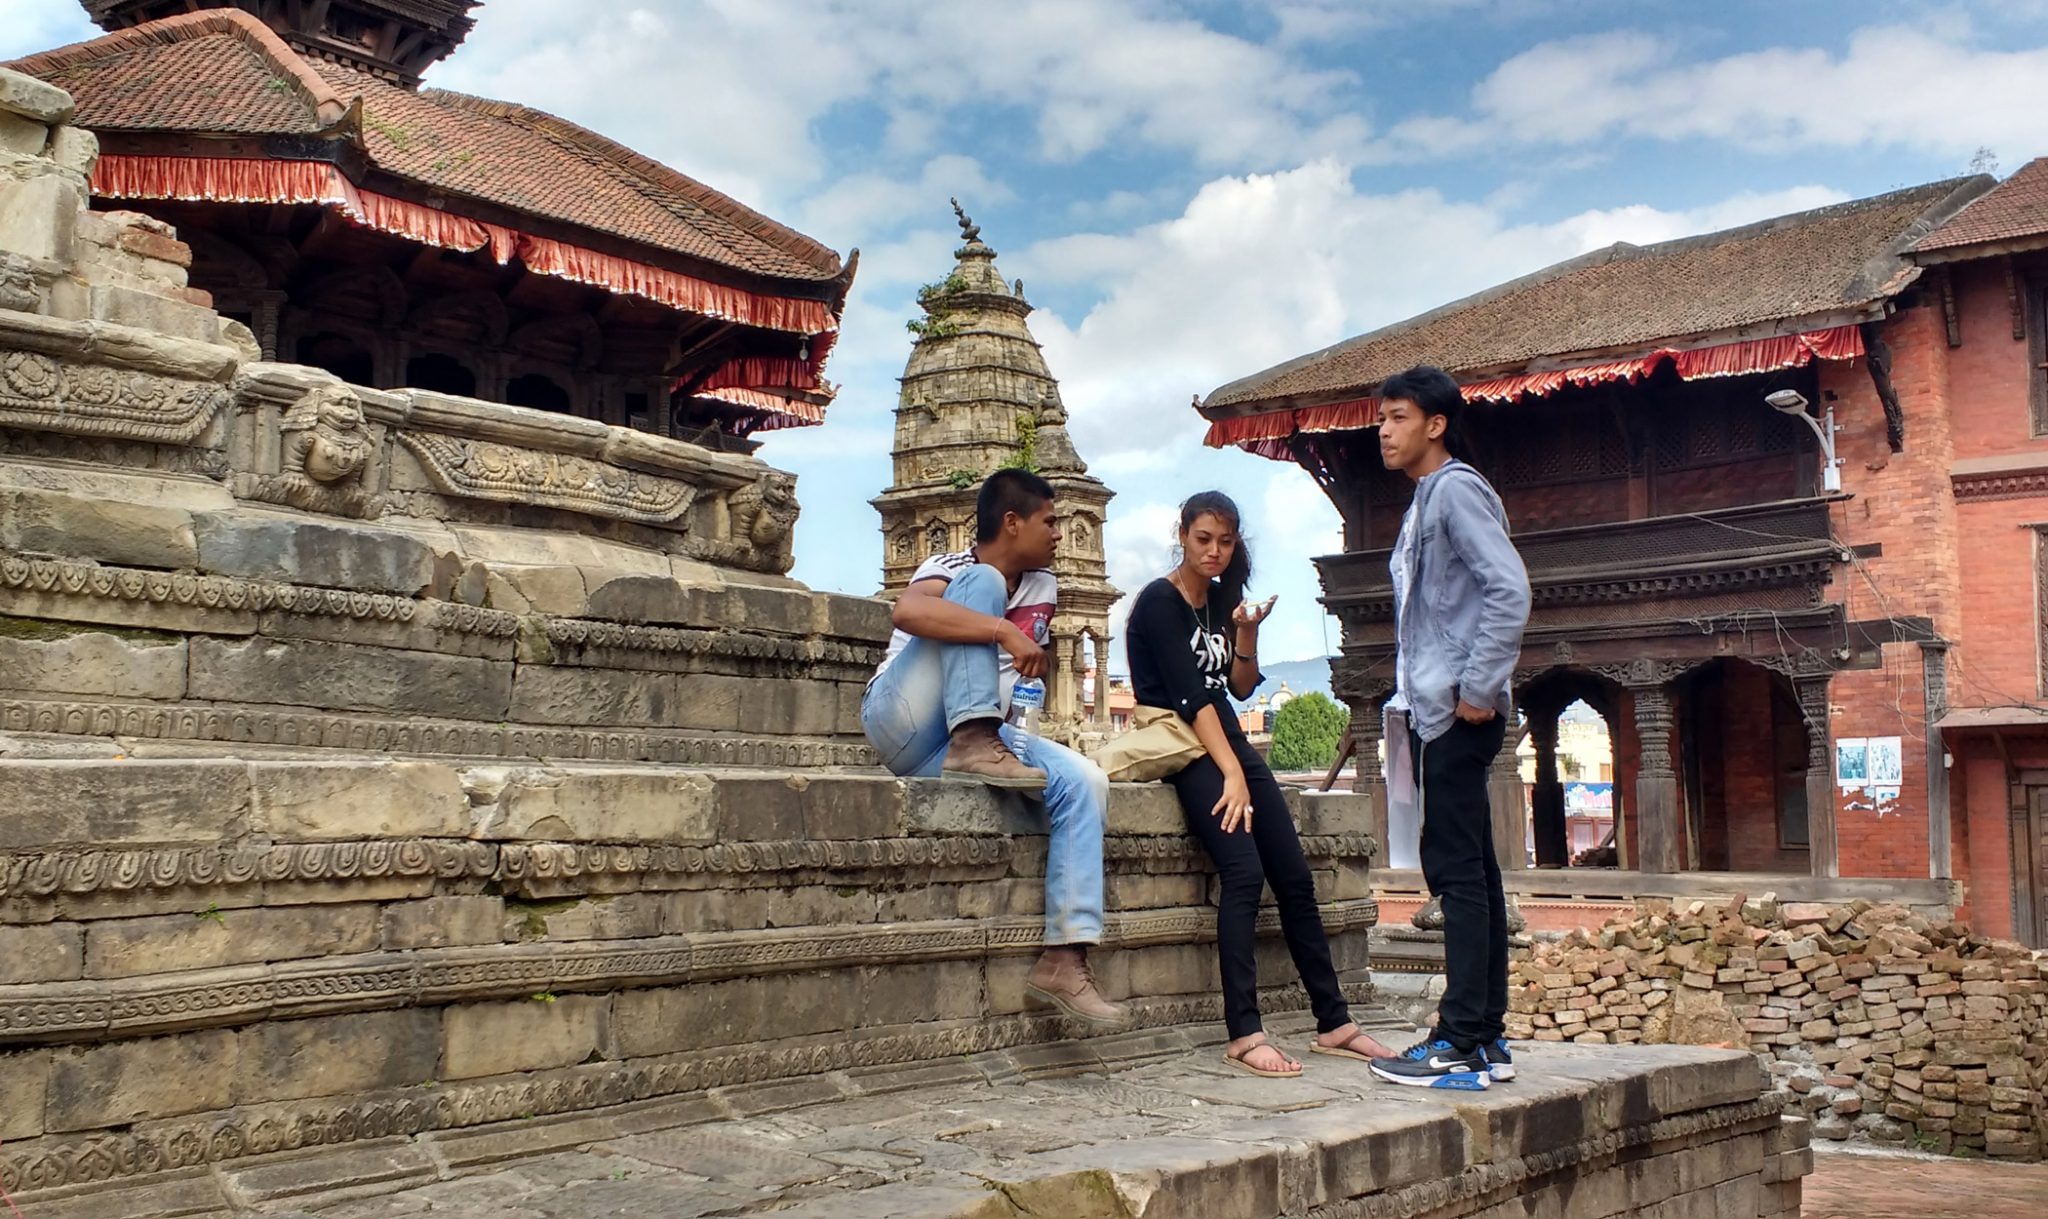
[1765,389,1841,493]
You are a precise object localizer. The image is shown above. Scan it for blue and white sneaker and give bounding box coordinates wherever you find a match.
[1482,1038,1516,1082]
[1368,1037,1492,1090]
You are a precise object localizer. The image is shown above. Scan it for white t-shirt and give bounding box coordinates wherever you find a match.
[1388,477,1427,712]
[874,551,1057,708]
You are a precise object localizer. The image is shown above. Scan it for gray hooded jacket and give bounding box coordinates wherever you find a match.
[1393,459,1532,743]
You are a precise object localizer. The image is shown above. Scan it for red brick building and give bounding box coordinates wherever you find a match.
[1907,158,2048,947]
[1200,168,2048,945]
[7,1,852,446]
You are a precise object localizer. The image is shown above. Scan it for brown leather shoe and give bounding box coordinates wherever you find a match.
[940,721,1047,789]
[1026,948,1127,1028]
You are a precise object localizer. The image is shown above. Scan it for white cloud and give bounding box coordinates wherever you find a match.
[432,0,1376,217]
[1378,24,2048,162]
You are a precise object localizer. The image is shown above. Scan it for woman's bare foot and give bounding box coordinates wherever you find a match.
[1226,1033,1301,1075]
[1313,1023,1397,1059]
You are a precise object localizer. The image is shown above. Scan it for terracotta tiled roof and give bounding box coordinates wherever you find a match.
[1205,179,1990,414]
[6,9,841,285]
[330,66,838,282]
[1911,158,2048,256]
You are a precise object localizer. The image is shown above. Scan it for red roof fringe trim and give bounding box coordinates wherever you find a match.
[1204,325,1865,457]
[91,154,839,429]
[695,386,827,430]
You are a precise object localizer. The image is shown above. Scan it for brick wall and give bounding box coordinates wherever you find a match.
[1819,302,1960,886]
[1948,260,2043,463]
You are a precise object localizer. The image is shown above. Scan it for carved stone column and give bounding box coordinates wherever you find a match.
[1332,660,1393,865]
[1630,682,1682,874]
[1796,674,1839,879]
[1529,706,1567,867]
[1094,634,1114,729]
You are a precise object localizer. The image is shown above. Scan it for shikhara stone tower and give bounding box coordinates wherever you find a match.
[873,202,1118,745]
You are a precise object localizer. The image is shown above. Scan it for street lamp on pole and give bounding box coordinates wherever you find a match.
[1765,389,1841,494]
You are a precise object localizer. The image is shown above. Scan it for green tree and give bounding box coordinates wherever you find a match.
[1267,691,1348,772]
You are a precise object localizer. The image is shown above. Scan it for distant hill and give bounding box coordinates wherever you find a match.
[1237,656,1334,708]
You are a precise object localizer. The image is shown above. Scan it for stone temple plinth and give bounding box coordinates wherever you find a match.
[0,70,1802,1219]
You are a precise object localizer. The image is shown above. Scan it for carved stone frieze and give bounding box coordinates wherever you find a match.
[0,697,877,767]
[0,980,1375,1194]
[0,552,518,637]
[0,840,496,899]
[0,348,230,445]
[398,433,699,525]
[0,833,1371,902]
[0,902,1379,1045]
[0,425,231,476]
[544,619,882,671]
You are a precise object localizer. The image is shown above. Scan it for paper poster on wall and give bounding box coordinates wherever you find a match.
[1866,736,1903,786]
[1835,738,1868,787]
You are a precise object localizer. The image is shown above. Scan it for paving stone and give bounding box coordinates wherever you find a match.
[0,486,199,569]
[46,1028,238,1131]
[0,759,251,849]
[192,512,438,595]
[248,759,470,839]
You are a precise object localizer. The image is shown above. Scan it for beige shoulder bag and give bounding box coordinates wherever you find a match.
[1096,705,1207,782]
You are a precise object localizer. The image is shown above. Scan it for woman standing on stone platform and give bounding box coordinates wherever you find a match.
[1124,491,1397,1078]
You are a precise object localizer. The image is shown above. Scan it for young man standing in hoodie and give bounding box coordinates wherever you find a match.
[1368,365,1532,1090]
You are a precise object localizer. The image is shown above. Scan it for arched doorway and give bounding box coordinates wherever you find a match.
[406,352,479,397]
[1518,668,1627,869]
[506,372,572,413]
[295,331,374,386]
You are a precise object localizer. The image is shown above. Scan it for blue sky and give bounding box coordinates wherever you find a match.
[7,0,2048,671]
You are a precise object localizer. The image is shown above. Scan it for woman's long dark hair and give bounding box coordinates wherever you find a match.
[1178,490,1251,606]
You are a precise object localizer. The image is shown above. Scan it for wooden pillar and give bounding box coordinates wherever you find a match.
[1530,706,1568,867]
[1922,643,1952,881]
[252,293,284,360]
[1796,675,1839,879]
[1631,683,1682,873]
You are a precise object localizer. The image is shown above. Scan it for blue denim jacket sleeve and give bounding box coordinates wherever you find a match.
[1435,470,1531,711]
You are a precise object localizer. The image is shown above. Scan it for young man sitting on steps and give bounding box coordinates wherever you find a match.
[861,469,1124,1028]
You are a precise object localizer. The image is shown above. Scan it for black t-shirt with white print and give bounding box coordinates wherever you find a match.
[1126,576,1252,728]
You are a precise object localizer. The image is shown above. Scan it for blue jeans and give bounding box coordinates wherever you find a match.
[861,564,1107,946]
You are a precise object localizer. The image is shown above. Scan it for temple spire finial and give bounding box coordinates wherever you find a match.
[950,197,981,243]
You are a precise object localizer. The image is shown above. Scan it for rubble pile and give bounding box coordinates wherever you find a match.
[1507,896,2048,1159]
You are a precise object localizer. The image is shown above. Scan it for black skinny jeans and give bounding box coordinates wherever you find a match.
[1170,731,1351,1040]
[1413,715,1510,1051]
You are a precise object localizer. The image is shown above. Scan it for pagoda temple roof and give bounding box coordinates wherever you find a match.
[1910,157,2048,262]
[1201,177,1991,445]
[7,8,844,288]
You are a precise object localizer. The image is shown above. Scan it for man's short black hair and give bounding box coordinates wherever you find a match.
[976,468,1056,542]
[1379,365,1463,426]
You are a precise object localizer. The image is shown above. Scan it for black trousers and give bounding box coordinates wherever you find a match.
[1413,715,1510,1050]
[1170,733,1351,1040]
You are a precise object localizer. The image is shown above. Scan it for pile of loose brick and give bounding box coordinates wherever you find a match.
[1506,896,2047,1159]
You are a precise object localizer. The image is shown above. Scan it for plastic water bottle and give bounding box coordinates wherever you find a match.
[1007,678,1045,750]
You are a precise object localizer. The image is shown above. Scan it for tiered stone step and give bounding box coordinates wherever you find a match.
[38,1035,1807,1219]
[0,749,1378,1214]
[0,459,889,769]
